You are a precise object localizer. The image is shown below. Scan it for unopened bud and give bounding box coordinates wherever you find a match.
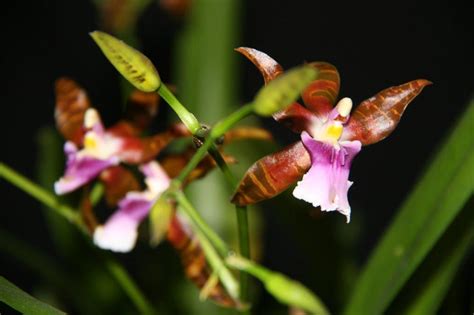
[90,31,161,92]
[253,66,318,116]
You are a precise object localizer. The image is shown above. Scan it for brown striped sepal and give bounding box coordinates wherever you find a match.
[301,62,340,118]
[235,47,283,83]
[99,166,140,206]
[341,79,432,145]
[55,77,91,145]
[231,141,311,206]
[113,123,191,164]
[236,47,314,133]
[167,214,240,308]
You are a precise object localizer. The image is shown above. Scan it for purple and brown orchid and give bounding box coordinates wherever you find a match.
[231,47,431,222]
[53,77,270,308]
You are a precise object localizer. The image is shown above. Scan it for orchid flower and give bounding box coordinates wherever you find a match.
[53,78,190,195]
[231,48,431,222]
[93,161,170,252]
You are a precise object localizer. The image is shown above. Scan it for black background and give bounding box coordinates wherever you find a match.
[2,0,473,314]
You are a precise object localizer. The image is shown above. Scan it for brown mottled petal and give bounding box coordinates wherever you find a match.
[124,89,159,132]
[341,79,432,145]
[167,214,240,308]
[116,123,191,164]
[301,62,340,117]
[223,127,273,144]
[235,47,315,133]
[107,120,141,137]
[55,77,91,145]
[231,141,311,206]
[99,166,140,206]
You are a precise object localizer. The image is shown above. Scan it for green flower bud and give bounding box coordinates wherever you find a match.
[253,66,318,116]
[265,274,329,315]
[90,31,161,92]
[149,196,174,246]
[226,255,329,314]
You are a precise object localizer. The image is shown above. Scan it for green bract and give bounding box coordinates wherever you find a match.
[90,31,161,92]
[253,66,318,116]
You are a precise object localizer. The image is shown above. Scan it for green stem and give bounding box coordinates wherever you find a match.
[208,148,250,303]
[174,103,254,183]
[103,255,155,315]
[193,227,240,301]
[0,162,156,315]
[0,162,81,226]
[158,84,200,134]
[158,88,253,308]
[173,190,228,256]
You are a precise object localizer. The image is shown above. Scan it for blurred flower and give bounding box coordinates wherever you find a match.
[53,78,189,195]
[54,109,121,194]
[94,161,170,252]
[232,48,431,222]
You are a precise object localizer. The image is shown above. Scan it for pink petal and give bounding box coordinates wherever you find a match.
[293,132,361,222]
[54,142,119,194]
[93,193,152,252]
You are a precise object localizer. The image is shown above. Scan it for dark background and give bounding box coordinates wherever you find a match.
[2,0,473,314]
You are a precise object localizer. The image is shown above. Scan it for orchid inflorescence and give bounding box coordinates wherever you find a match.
[51,31,430,313]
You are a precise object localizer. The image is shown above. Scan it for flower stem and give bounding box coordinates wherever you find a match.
[0,162,81,226]
[157,87,254,308]
[158,84,200,134]
[173,190,228,256]
[0,162,157,315]
[208,148,251,303]
[103,255,156,315]
[174,103,254,183]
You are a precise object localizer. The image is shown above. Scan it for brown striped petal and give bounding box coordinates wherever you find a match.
[235,47,315,133]
[301,62,340,118]
[235,47,283,83]
[341,79,432,145]
[99,166,140,206]
[167,214,240,308]
[54,77,91,145]
[116,123,191,164]
[231,141,311,206]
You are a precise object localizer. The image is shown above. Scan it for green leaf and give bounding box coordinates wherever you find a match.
[344,100,474,315]
[0,276,66,315]
[253,66,318,116]
[393,198,474,315]
[90,31,161,92]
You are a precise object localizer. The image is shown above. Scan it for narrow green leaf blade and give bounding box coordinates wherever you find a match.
[400,198,474,315]
[344,100,474,315]
[0,276,66,315]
